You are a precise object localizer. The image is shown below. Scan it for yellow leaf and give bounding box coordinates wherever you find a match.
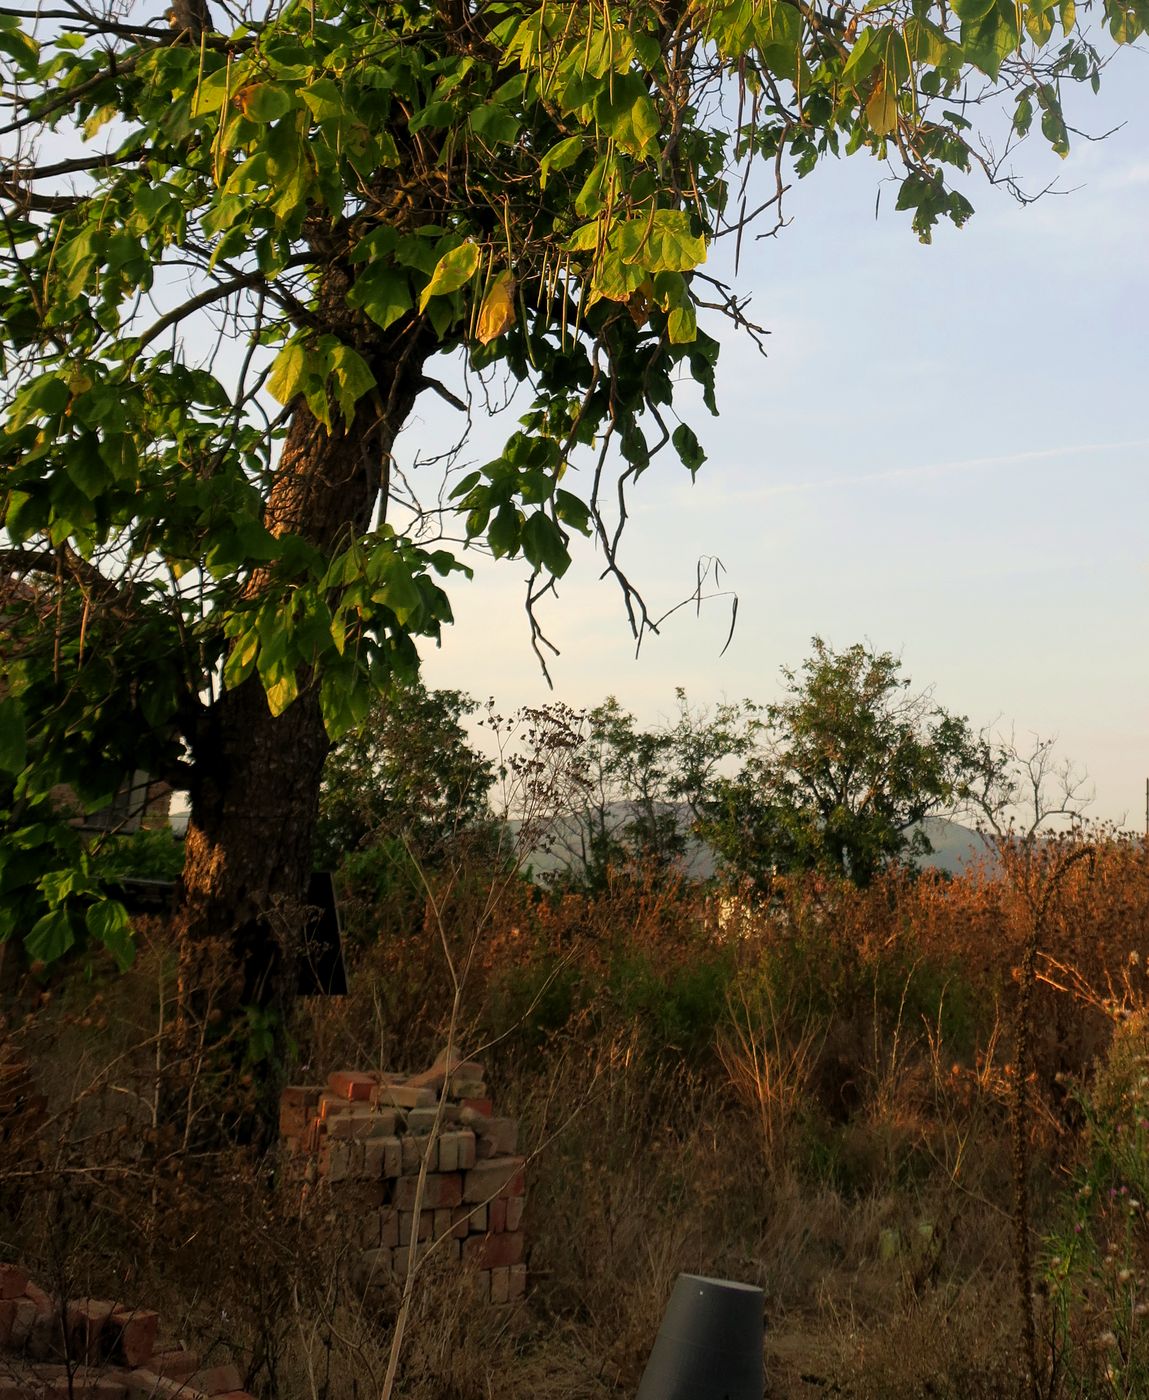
[866,81,898,137]
[476,272,517,345]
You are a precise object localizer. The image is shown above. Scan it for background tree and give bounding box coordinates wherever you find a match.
[0,0,1139,1130]
[555,691,760,886]
[702,639,982,889]
[314,681,493,870]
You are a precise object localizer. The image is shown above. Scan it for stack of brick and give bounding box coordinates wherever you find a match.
[281,1056,526,1304]
[0,1264,252,1399]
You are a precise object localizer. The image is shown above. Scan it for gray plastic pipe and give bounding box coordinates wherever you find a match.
[636,1274,765,1400]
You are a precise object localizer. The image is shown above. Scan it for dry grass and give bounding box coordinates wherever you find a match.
[5,834,1149,1396]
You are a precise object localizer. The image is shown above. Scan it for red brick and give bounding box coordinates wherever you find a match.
[67,1298,117,1363]
[380,1210,400,1248]
[188,1364,243,1395]
[393,1173,462,1210]
[508,1264,527,1301]
[397,1211,431,1246]
[488,1199,507,1233]
[148,1347,201,1381]
[462,1231,525,1270]
[25,1281,53,1313]
[371,1083,436,1110]
[126,1370,208,1400]
[280,1085,320,1111]
[460,1098,492,1117]
[505,1195,525,1232]
[10,1296,38,1346]
[461,1157,525,1204]
[328,1071,376,1102]
[0,1263,27,1299]
[109,1308,160,1367]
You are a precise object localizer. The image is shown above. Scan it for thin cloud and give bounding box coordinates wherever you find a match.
[715,437,1149,503]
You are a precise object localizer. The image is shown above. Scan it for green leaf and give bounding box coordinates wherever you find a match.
[539,135,584,188]
[521,512,570,576]
[0,27,39,72]
[487,503,520,558]
[952,0,996,20]
[618,210,707,273]
[25,908,75,963]
[672,423,706,476]
[86,899,134,970]
[419,241,481,311]
[265,670,300,716]
[329,344,376,423]
[667,300,697,343]
[238,83,294,122]
[347,265,413,331]
[0,698,27,774]
[266,342,309,406]
[469,105,521,145]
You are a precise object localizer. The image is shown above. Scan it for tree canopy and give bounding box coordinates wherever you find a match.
[701,638,981,888]
[0,0,1140,1047]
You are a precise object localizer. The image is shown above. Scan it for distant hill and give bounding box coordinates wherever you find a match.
[512,805,998,882]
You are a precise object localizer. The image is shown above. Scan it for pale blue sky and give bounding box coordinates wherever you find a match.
[419,51,1149,828]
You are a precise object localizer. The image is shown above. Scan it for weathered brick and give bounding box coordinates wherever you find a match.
[108,1308,160,1369]
[371,1083,436,1110]
[188,1363,243,1395]
[488,1198,507,1233]
[489,1267,510,1305]
[318,1092,352,1120]
[462,1156,525,1203]
[462,1231,525,1270]
[505,1195,525,1232]
[126,1369,208,1400]
[397,1211,432,1246]
[326,1140,365,1182]
[281,1085,321,1111]
[463,1203,488,1233]
[149,1347,201,1381]
[328,1108,399,1141]
[0,1263,27,1299]
[380,1210,400,1248]
[25,1281,52,1314]
[436,1132,458,1172]
[448,1078,486,1100]
[405,1107,440,1135]
[28,1305,66,1361]
[400,1136,422,1174]
[460,1097,492,1117]
[328,1071,376,1101]
[432,1209,456,1241]
[380,1135,402,1178]
[11,1296,39,1346]
[394,1172,462,1210]
[508,1264,527,1301]
[66,1298,117,1363]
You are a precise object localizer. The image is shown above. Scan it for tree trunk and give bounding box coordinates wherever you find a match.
[173,281,435,1149]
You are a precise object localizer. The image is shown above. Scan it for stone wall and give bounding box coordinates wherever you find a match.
[281,1054,527,1304]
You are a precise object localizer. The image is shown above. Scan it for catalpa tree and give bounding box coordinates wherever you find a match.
[0,0,1137,1052]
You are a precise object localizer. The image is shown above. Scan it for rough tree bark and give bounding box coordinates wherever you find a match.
[174,259,436,1147]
